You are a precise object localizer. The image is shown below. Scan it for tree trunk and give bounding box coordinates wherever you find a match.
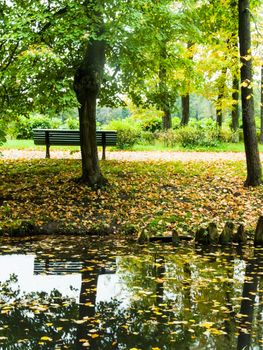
[159,42,172,130]
[260,65,263,144]
[73,12,106,187]
[162,108,172,130]
[216,68,227,129]
[238,0,262,186]
[237,253,259,350]
[231,75,240,134]
[181,94,190,126]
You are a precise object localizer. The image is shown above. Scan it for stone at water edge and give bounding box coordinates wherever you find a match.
[207,222,219,244]
[137,229,150,244]
[219,222,235,245]
[233,224,247,244]
[195,227,209,244]
[254,216,263,245]
[172,230,180,245]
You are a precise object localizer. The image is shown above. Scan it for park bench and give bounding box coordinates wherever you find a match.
[33,129,117,160]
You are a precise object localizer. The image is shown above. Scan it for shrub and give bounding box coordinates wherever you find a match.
[158,130,178,147]
[15,114,52,139]
[103,119,141,149]
[50,117,63,129]
[0,129,6,146]
[158,123,219,148]
[66,117,79,130]
[140,131,158,145]
[141,117,162,133]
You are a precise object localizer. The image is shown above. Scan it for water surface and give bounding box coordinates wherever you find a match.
[0,236,262,350]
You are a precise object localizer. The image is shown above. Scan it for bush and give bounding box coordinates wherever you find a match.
[103,119,141,149]
[158,130,178,147]
[0,129,6,146]
[140,131,158,145]
[158,122,220,148]
[141,117,162,133]
[176,125,219,148]
[66,117,79,130]
[15,114,52,139]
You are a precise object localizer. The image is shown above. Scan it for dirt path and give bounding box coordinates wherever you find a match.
[0,149,257,162]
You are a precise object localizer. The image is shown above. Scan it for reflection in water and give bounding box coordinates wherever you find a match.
[0,237,262,349]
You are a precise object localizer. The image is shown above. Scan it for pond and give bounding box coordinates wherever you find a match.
[0,236,262,350]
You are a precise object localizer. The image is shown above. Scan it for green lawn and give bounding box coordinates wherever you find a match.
[2,138,260,152]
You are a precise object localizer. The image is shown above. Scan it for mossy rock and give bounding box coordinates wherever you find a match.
[233,224,247,244]
[219,222,234,245]
[207,222,219,244]
[195,227,209,244]
[8,220,36,236]
[137,229,150,244]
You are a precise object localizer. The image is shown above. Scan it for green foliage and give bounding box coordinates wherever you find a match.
[104,119,141,149]
[65,117,79,130]
[14,114,60,139]
[141,117,162,133]
[0,129,6,146]
[158,121,220,148]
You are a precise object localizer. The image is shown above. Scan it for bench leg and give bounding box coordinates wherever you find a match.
[46,144,50,159]
[102,145,106,160]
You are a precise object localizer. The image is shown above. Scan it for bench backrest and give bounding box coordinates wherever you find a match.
[33,129,117,146]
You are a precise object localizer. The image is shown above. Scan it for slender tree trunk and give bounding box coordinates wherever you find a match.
[238,0,262,186]
[231,74,240,140]
[73,10,106,187]
[181,94,190,126]
[180,42,193,126]
[159,43,172,130]
[216,67,227,129]
[260,65,263,144]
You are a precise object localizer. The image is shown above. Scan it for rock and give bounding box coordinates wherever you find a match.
[233,224,247,244]
[219,222,234,245]
[254,216,263,245]
[207,222,219,244]
[195,227,209,244]
[137,229,150,244]
[172,230,180,245]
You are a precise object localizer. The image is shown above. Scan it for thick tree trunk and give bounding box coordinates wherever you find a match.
[181,94,190,126]
[260,65,263,144]
[238,0,262,186]
[74,33,106,187]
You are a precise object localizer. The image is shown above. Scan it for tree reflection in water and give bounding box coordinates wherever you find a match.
[0,240,262,350]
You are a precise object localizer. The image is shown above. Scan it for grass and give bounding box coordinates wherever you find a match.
[1,158,262,237]
[0,138,256,152]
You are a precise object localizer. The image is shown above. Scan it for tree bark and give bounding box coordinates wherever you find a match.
[260,65,263,144]
[238,0,262,186]
[73,9,106,187]
[162,108,172,130]
[231,74,240,133]
[159,43,172,130]
[216,68,227,129]
[181,94,190,126]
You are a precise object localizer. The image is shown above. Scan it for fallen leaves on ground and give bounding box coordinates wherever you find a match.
[0,159,262,236]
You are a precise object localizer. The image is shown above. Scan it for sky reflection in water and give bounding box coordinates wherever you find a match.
[0,236,262,350]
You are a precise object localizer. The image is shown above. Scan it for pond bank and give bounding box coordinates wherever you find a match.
[1,158,263,238]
